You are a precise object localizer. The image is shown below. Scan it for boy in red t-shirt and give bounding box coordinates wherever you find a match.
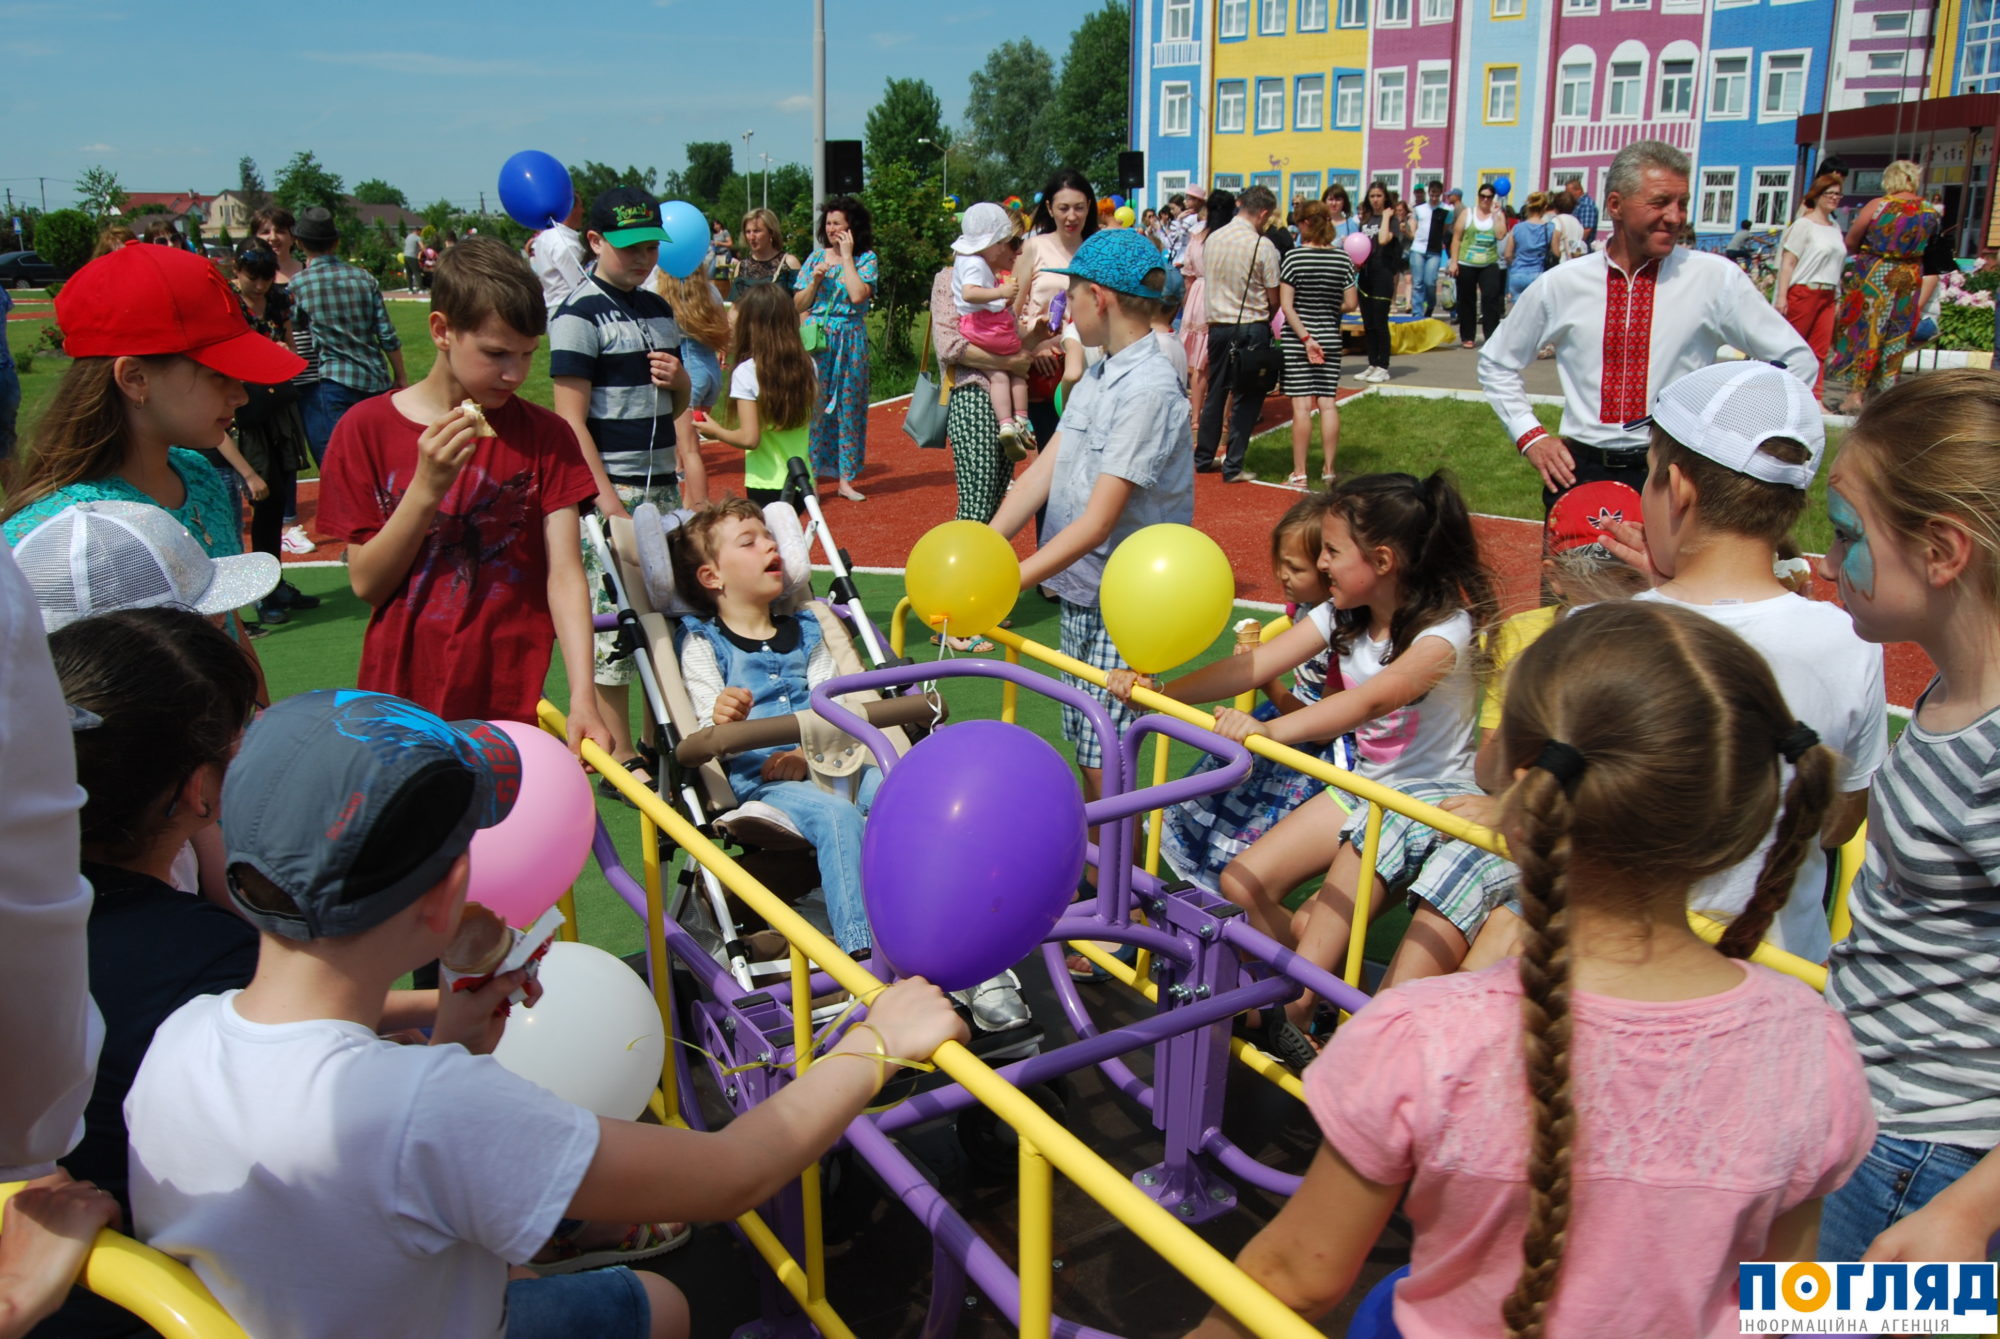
[317,238,611,750]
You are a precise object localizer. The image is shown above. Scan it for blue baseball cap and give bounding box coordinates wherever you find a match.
[221,690,522,941]
[1044,229,1171,300]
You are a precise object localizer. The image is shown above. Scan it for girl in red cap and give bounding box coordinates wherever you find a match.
[2,243,306,575]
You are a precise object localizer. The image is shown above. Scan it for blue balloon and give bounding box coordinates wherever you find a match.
[656,200,710,279]
[1492,175,1513,197]
[497,151,573,230]
[1033,192,1044,203]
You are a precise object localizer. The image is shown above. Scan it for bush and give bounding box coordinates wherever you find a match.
[33,210,95,277]
[1965,265,2000,294]
[1939,304,1993,352]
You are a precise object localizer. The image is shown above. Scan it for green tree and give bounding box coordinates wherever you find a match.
[566,162,658,212]
[75,166,126,221]
[1049,3,1129,197]
[237,156,269,211]
[864,79,948,187]
[420,198,460,233]
[353,178,407,207]
[682,142,735,209]
[34,209,95,277]
[273,151,349,233]
[861,159,956,356]
[959,40,1057,200]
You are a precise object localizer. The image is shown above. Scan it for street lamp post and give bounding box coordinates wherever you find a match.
[917,137,949,200]
[758,153,773,210]
[741,129,755,212]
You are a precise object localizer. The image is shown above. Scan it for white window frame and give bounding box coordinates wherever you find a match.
[1249,171,1282,196]
[1485,65,1520,123]
[1557,54,1595,121]
[1157,170,1193,200]
[1563,0,1599,14]
[1219,0,1251,38]
[1416,61,1452,125]
[1698,167,1739,228]
[1606,58,1645,119]
[1708,50,1750,119]
[1216,80,1248,132]
[1259,0,1287,33]
[1337,0,1368,23]
[1213,172,1246,191]
[1375,67,1408,126]
[1492,0,1525,13]
[1872,10,1911,31]
[1369,169,1406,201]
[1612,0,1648,9]
[1256,77,1286,131]
[1760,50,1808,121]
[1327,169,1363,198]
[1295,73,1326,130]
[1164,0,1195,41]
[1421,0,1453,21]
[1161,81,1192,136]
[1289,170,1323,201]
[1378,0,1411,25]
[1299,0,1330,28]
[1750,166,1794,225]
[1334,72,1365,126]
[1657,57,1696,117]
[1867,51,1907,74]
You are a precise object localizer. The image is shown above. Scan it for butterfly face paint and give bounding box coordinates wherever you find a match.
[1826,486,1875,601]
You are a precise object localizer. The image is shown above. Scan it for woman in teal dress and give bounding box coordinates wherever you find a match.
[1827,159,1940,413]
[794,196,878,502]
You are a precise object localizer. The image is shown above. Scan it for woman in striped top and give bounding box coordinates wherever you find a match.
[1276,200,1357,486]
[1818,371,2000,1262]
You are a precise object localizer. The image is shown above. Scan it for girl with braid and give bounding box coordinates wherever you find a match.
[1185,600,1874,1339]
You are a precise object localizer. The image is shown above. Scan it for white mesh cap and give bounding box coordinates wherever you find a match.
[15,500,281,631]
[1646,361,1825,491]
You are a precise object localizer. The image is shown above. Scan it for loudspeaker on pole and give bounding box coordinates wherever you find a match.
[1118,150,1145,194]
[825,141,864,194]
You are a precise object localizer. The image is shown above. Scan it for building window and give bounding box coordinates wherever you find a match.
[1761,52,1806,117]
[1375,68,1407,126]
[1868,51,1906,74]
[1214,173,1246,191]
[1710,53,1749,117]
[1558,61,1594,119]
[1872,10,1911,30]
[1485,66,1519,123]
[1698,168,1739,227]
[1256,77,1286,131]
[1967,5,2000,92]
[1378,0,1411,23]
[1250,171,1282,195]
[1563,0,1599,13]
[1862,90,1902,106]
[1421,0,1452,19]
[1334,73,1365,126]
[1219,0,1250,37]
[1492,0,1525,14]
[1296,74,1326,129]
[1658,58,1695,116]
[1327,170,1362,197]
[1161,82,1192,136]
[1607,61,1643,117]
[1416,65,1451,124]
[1260,0,1287,32]
[1612,0,1647,8]
[1164,0,1195,40]
[1216,80,1247,132]
[1300,0,1330,29]
[1751,167,1794,225]
[1157,171,1192,198]
[1337,0,1368,24]
[1290,170,1323,201]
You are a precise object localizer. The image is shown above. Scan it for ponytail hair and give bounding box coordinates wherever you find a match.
[1327,471,1498,665]
[1493,600,1837,1335]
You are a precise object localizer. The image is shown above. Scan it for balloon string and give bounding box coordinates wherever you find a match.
[664,992,936,1115]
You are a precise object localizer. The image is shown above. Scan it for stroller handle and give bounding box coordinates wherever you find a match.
[674,695,941,768]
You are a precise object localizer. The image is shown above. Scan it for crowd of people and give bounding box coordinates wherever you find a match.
[0,138,1997,1339]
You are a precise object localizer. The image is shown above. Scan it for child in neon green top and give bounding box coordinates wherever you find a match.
[697,285,817,504]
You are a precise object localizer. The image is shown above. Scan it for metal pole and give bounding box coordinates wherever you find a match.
[1815,0,1841,171]
[39,178,47,212]
[942,149,949,201]
[742,130,755,213]
[813,0,826,214]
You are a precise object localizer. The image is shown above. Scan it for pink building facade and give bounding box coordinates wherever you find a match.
[1362,0,1466,198]
[1540,0,1708,202]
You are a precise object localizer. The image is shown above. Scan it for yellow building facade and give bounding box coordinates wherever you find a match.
[1206,0,1370,204]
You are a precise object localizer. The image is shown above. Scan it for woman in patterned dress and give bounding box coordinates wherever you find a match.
[795,196,878,501]
[1828,160,1941,414]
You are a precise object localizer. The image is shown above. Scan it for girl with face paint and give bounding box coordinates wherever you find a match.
[1815,369,2000,1265]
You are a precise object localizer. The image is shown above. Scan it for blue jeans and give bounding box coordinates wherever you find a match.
[505,1266,650,1338]
[1506,267,1542,302]
[1819,1132,1991,1261]
[743,767,883,954]
[1408,251,1442,320]
[301,379,377,465]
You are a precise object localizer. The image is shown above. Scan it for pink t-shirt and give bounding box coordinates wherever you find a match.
[1306,961,1874,1338]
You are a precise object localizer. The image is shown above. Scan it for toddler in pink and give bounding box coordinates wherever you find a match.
[951,202,1033,455]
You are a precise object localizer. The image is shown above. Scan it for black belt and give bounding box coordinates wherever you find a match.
[1570,443,1648,470]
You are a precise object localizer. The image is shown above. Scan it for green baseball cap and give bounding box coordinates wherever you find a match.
[587,187,668,247]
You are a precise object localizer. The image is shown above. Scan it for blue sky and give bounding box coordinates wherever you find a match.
[0,0,1101,214]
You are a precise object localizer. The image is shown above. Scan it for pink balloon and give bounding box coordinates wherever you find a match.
[1342,232,1373,265]
[467,720,596,927]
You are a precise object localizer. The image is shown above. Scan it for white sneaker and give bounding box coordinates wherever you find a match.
[953,970,1030,1032]
[281,525,316,555]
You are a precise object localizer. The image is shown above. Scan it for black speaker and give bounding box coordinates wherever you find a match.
[1118,150,1145,193]
[825,140,864,194]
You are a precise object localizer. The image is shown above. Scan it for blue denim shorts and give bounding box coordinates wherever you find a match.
[504,1266,651,1339]
[1818,1132,1992,1262]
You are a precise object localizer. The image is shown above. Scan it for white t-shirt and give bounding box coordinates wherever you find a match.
[127,992,600,1339]
[1151,328,1190,385]
[1552,213,1587,263]
[1309,606,1479,791]
[729,358,760,402]
[951,253,1005,316]
[1781,216,1846,289]
[1637,589,1888,963]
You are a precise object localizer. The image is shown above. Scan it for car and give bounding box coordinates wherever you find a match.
[0,251,56,288]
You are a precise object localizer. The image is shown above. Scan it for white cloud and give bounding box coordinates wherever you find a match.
[776,93,812,113]
[301,50,528,78]
[78,142,115,154]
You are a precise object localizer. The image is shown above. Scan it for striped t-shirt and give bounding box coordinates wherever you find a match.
[1826,683,2000,1147]
[548,271,683,485]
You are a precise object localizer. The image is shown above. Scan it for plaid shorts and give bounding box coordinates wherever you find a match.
[1338,779,1517,939]
[587,480,680,686]
[1058,599,1136,771]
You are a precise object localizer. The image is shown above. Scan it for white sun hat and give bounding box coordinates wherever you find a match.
[952,202,1015,255]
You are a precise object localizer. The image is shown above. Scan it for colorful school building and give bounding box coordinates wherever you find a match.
[1126,0,2000,251]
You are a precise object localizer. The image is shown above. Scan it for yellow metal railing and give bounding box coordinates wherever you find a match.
[539,702,1325,1339]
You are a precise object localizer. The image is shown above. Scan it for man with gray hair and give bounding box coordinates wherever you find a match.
[1480,140,1813,510]
[1195,184,1281,482]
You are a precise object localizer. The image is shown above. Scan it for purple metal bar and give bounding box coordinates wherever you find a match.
[592,611,620,631]
[1215,917,1372,1016]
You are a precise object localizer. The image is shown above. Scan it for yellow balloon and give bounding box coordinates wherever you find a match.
[906,521,1020,639]
[1114,205,1136,227]
[1099,524,1236,673]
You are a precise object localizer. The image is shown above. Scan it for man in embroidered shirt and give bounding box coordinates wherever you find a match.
[289,207,406,463]
[1480,141,1812,511]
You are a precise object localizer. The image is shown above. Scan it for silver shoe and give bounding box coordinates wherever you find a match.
[953,970,1030,1032]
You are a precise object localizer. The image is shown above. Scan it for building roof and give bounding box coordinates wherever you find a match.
[120,191,216,218]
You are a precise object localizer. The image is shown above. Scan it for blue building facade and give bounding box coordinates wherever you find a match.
[1695,0,1838,238]
[1133,0,1208,208]
[1453,0,1554,203]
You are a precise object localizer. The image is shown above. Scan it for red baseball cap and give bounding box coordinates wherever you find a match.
[57,243,307,384]
[1546,480,1642,556]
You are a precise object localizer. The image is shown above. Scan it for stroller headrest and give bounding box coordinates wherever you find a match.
[632,501,814,618]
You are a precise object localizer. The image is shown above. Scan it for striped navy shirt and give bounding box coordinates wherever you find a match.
[1827,684,2000,1148]
[548,272,682,485]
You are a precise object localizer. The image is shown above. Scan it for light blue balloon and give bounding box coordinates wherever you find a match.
[656,200,710,279]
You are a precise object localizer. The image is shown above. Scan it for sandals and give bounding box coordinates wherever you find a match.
[1285,472,1309,488]
[597,747,659,807]
[931,632,996,653]
[1259,1013,1322,1073]
[532,1220,692,1275]
[1066,942,1139,983]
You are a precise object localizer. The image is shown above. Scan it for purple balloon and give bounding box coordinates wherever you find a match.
[862,721,1087,991]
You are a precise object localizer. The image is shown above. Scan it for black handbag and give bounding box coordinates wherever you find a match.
[1230,231,1287,390]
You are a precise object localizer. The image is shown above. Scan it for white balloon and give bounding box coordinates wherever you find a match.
[491,942,667,1120]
